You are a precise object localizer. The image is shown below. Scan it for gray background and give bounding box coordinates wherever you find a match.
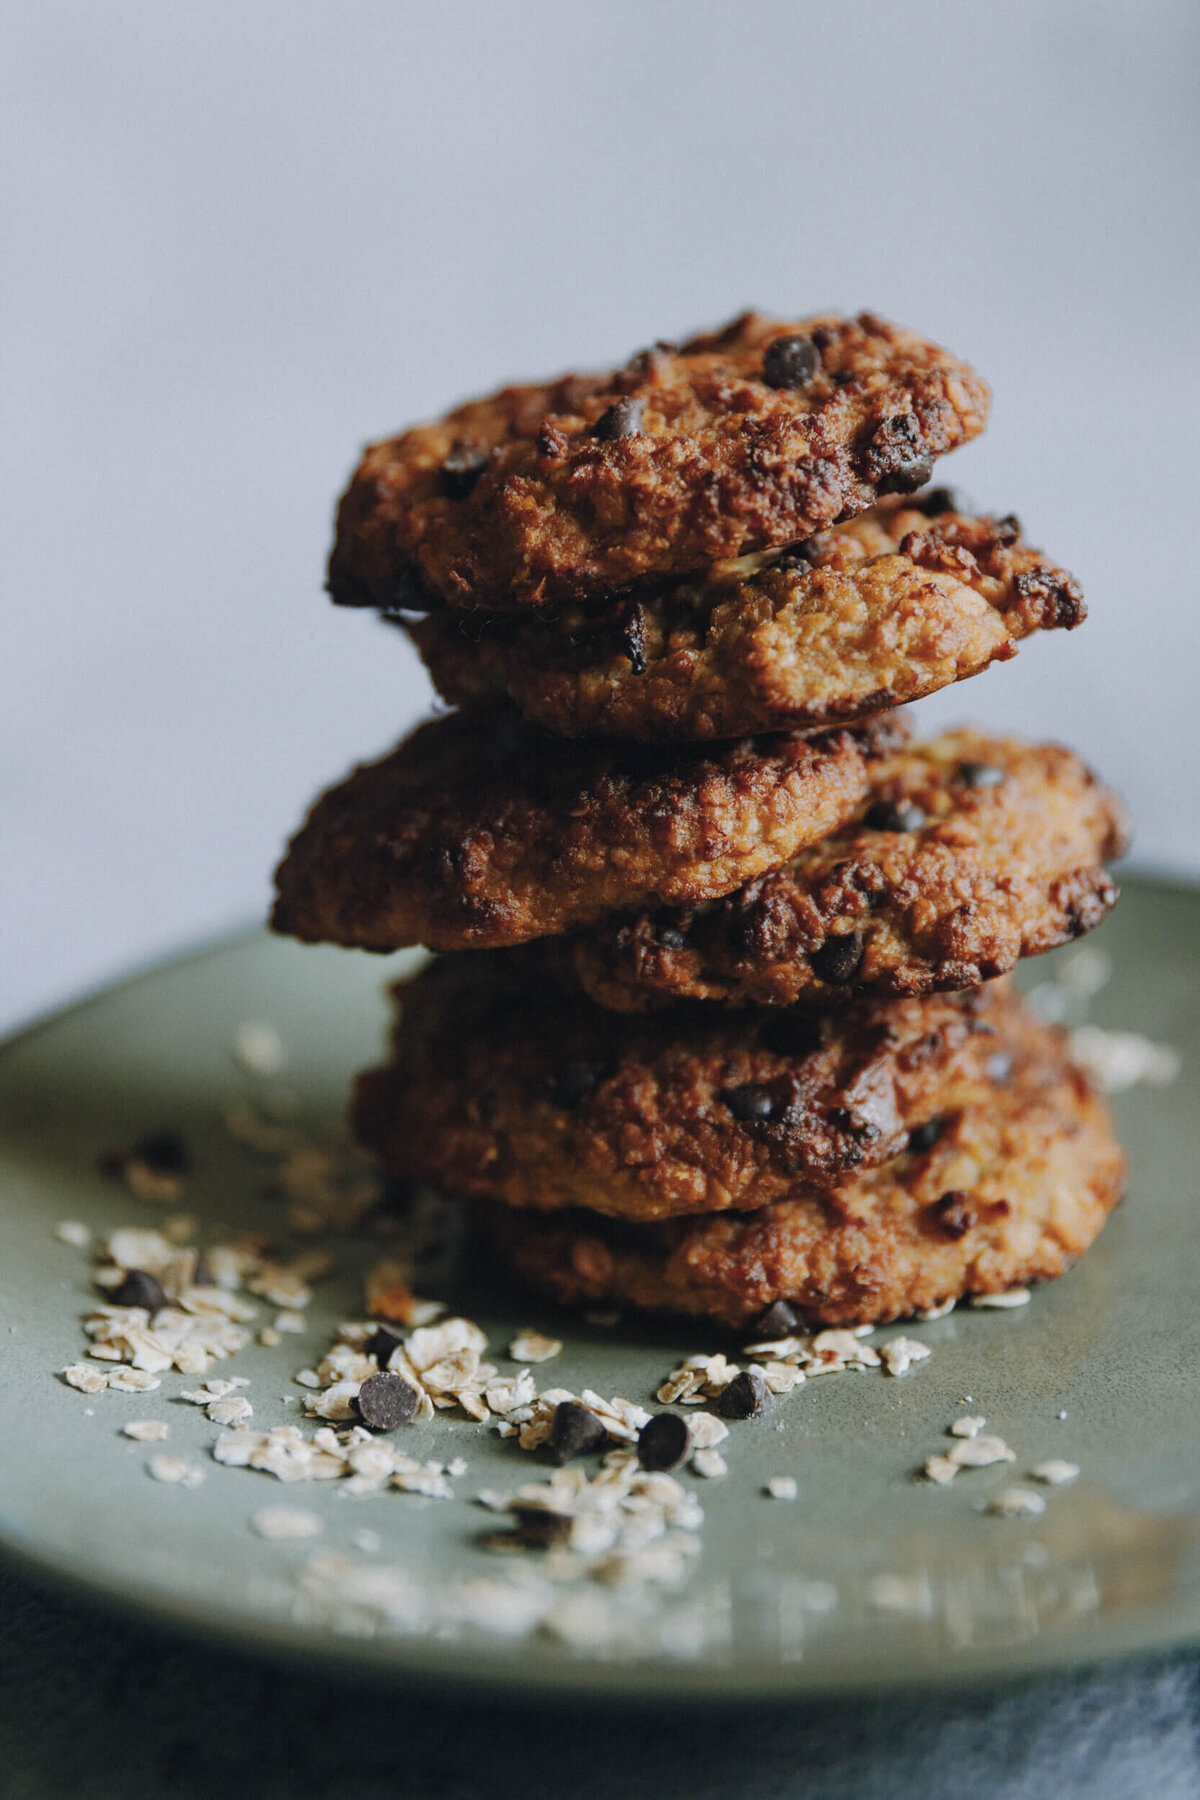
[3,0,1199,1029]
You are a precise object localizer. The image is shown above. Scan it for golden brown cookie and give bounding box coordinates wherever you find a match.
[328,313,990,613]
[561,731,1127,1010]
[403,498,1082,741]
[486,1005,1125,1327]
[350,954,1016,1222]
[271,708,884,953]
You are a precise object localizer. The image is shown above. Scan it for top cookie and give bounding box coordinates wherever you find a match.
[328,312,990,612]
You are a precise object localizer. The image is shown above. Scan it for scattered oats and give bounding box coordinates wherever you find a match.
[122,1419,169,1442]
[923,1455,959,1486]
[915,1298,956,1321]
[541,1590,620,1650]
[1057,1410,1068,1421]
[275,1311,307,1334]
[55,1221,91,1248]
[1068,1026,1181,1094]
[509,1329,563,1365]
[766,1476,798,1500]
[446,1457,468,1478]
[880,1336,931,1376]
[294,1368,322,1389]
[123,1161,184,1204]
[989,1485,1047,1517]
[252,1505,323,1540]
[106,1367,162,1394]
[477,1489,514,1512]
[484,1370,537,1415]
[742,1335,807,1360]
[232,1021,287,1077]
[259,1328,281,1347]
[62,1363,108,1394]
[148,1455,205,1488]
[106,1228,173,1271]
[971,1288,1031,1310]
[1030,1459,1079,1485]
[394,1469,454,1500]
[352,1529,381,1554]
[162,1213,198,1244]
[949,1415,987,1439]
[691,1450,728,1480]
[685,1412,729,1451]
[946,1434,1016,1469]
[812,1329,881,1366]
[206,1395,254,1427]
[309,1381,362,1422]
[867,1573,932,1615]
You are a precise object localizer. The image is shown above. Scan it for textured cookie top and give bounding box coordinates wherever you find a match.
[328,312,990,612]
[405,496,1083,741]
[562,730,1128,1009]
[489,1000,1125,1327]
[351,955,1010,1221]
[271,708,888,953]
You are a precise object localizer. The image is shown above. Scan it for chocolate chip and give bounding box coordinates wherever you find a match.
[908,1116,949,1154]
[511,1504,574,1546]
[131,1129,189,1174]
[110,1269,167,1313]
[366,1323,407,1368]
[720,1082,777,1122]
[380,1176,418,1215]
[761,1012,823,1058]
[191,1258,217,1287]
[591,397,643,441]
[551,1401,608,1465]
[637,1412,691,1471]
[775,549,813,576]
[660,926,689,950]
[878,455,935,496]
[865,798,927,832]
[762,334,819,390]
[932,1191,974,1239]
[438,446,488,499]
[621,600,648,674]
[809,932,866,985]
[957,761,1007,789]
[987,1052,1013,1084]
[717,1370,775,1421]
[749,1300,801,1340]
[550,1061,605,1107]
[910,485,965,516]
[354,1370,420,1430]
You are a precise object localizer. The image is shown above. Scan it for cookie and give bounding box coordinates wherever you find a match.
[486,1007,1125,1327]
[402,498,1082,742]
[561,731,1127,1010]
[328,312,990,613]
[271,708,882,953]
[350,954,1016,1222]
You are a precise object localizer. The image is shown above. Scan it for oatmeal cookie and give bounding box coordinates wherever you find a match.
[328,312,989,612]
[271,708,880,953]
[403,497,1082,741]
[350,953,1015,1222]
[562,731,1127,1010]
[487,1006,1125,1326]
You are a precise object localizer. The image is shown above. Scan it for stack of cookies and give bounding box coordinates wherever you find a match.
[273,312,1128,1333]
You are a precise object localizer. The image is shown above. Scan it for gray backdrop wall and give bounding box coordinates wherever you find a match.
[4,0,1198,1027]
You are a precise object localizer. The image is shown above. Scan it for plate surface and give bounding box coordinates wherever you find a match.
[0,875,1197,1700]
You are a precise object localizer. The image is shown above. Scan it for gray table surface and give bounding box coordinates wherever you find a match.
[2,1563,1196,1800]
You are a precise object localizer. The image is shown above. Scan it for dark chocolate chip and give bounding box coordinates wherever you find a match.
[111,1269,167,1313]
[957,761,1007,789]
[932,1191,974,1239]
[717,1370,775,1421]
[550,1061,606,1107]
[551,1401,608,1465]
[438,446,488,499]
[865,798,927,833]
[511,1504,574,1546]
[366,1323,407,1368]
[749,1300,801,1340]
[878,455,935,496]
[375,567,425,615]
[621,600,648,675]
[762,334,819,390]
[761,1011,823,1058]
[660,926,689,951]
[775,549,814,576]
[637,1412,691,1471]
[809,932,866,986]
[987,1052,1013,1084]
[720,1082,777,1122]
[591,397,643,441]
[910,485,965,517]
[380,1176,418,1215]
[131,1129,189,1174]
[191,1258,217,1287]
[354,1370,420,1430]
[908,1116,949,1154]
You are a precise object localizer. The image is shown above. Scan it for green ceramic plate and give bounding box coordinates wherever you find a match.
[0,874,1197,1700]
